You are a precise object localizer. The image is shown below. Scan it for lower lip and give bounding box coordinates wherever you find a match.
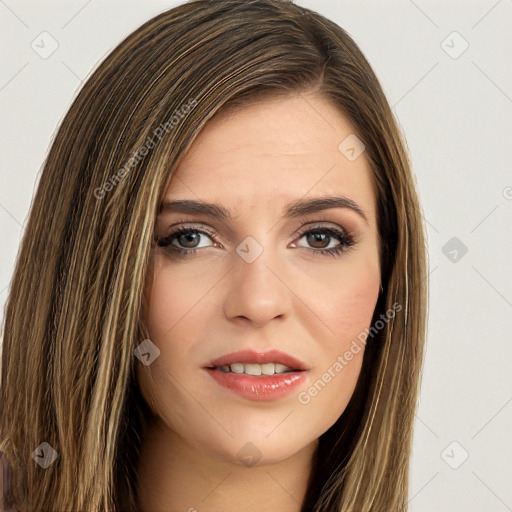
[205,368,307,401]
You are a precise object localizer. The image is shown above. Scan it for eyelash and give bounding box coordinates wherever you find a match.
[156,219,355,258]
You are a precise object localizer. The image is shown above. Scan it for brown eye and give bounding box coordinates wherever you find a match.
[294,226,355,257]
[157,227,216,254]
[305,232,332,249]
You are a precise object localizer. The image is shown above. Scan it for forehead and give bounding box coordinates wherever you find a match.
[164,93,376,223]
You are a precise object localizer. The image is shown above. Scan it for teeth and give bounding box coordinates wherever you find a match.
[216,363,294,375]
[260,363,275,375]
[275,363,290,373]
[230,363,244,374]
[244,363,261,376]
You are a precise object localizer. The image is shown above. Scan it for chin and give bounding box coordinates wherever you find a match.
[202,432,315,469]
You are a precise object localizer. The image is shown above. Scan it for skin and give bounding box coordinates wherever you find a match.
[135,92,381,512]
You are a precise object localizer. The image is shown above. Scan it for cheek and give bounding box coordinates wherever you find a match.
[332,269,380,339]
[299,255,379,418]
[145,258,216,340]
[137,264,206,426]
[305,253,380,344]
[140,256,221,401]
[138,262,198,404]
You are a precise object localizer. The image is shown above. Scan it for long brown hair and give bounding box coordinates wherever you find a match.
[0,1,427,510]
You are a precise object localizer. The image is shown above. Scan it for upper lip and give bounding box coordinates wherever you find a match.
[207,349,309,371]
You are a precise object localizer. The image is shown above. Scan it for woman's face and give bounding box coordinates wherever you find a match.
[139,92,381,466]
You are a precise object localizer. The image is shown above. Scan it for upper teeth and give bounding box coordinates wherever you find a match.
[217,363,294,375]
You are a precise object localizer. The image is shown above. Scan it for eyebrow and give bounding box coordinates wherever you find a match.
[159,195,368,224]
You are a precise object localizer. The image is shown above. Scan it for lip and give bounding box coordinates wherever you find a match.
[205,369,307,401]
[207,349,309,371]
[204,349,309,402]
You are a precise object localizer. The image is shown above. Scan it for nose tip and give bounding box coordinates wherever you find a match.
[223,253,291,326]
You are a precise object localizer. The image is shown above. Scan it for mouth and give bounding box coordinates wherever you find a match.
[206,348,309,373]
[211,362,298,376]
[204,349,309,401]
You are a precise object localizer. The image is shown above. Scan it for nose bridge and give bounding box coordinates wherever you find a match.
[224,236,290,324]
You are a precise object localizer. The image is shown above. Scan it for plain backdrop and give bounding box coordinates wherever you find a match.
[1,1,511,510]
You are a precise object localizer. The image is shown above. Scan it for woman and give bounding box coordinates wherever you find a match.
[0,0,427,510]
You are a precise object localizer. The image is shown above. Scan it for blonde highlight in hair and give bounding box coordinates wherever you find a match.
[1,1,427,510]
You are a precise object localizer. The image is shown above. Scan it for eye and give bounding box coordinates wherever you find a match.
[156,226,216,255]
[292,225,355,257]
[156,222,356,258]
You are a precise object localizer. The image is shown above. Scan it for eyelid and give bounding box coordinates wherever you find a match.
[162,212,354,233]
[293,217,347,233]
[161,214,355,237]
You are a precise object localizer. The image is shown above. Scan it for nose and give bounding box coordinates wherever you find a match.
[223,249,292,327]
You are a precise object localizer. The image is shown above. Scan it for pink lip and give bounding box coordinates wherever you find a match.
[204,349,309,401]
[205,369,307,401]
[207,349,309,371]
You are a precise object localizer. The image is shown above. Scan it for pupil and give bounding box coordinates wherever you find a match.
[180,232,199,248]
[308,233,328,249]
